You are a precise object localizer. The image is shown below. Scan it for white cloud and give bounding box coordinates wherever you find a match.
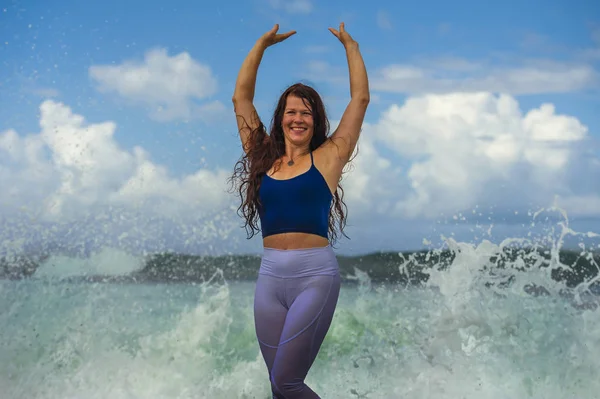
[268,0,312,14]
[374,61,597,95]
[18,93,593,225]
[0,100,232,222]
[333,123,404,219]
[89,48,225,122]
[308,58,597,95]
[341,92,600,219]
[2,94,599,255]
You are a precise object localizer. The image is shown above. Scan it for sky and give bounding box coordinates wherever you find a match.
[1,0,599,256]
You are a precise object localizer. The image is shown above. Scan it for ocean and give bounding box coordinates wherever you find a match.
[1,220,599,398]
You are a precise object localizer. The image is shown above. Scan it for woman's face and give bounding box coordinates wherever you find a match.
[281,95,314,147]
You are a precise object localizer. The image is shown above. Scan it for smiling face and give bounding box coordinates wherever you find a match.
[282,95,314,147]
[269,83,330,156]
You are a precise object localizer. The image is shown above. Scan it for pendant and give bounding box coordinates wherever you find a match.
[287,160,294,166]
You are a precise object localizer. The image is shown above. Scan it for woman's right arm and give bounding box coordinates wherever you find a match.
[232,25,296,154]
[232,42,265,154]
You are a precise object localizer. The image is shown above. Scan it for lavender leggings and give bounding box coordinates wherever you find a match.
[254,245,341,399]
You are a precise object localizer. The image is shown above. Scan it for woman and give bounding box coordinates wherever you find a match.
[230,23,369,399]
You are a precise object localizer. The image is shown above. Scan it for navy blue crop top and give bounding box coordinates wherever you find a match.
[258,152,333,239]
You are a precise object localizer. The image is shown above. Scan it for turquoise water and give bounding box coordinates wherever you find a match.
[2,236,599,399]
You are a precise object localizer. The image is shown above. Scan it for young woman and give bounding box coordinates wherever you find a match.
[230,23,369,399]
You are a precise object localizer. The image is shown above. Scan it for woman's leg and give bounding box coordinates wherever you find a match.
[270,273,341,398]
[254,273,288,398]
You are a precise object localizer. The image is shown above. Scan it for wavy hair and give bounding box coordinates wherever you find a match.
[229,83,349,245]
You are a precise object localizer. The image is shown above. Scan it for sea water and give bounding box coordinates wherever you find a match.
[1,214,599,399]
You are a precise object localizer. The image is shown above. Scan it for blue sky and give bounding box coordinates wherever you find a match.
[1,0,599,256]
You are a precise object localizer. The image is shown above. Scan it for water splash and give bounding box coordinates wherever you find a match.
[34,247,145,279]
[1,208,599,398]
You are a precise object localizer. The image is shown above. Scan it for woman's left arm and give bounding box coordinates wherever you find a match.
[328,23,370,164]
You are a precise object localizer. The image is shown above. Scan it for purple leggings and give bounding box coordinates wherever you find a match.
[254,245,341,399]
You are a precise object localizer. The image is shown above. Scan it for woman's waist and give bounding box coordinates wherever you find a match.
[259,243,339,278]
[262,232,329,250]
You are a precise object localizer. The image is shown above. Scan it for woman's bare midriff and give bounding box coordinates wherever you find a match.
[263,232,329,250]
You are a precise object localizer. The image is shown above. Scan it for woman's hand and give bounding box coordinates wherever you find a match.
[257,24,296,49]
[328,22,358,49]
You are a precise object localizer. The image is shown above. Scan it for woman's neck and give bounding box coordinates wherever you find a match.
[283,145,310,166]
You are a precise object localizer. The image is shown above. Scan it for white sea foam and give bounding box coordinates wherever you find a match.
[1,209,599,398]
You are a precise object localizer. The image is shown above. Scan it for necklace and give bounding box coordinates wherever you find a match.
[285,151,308,167]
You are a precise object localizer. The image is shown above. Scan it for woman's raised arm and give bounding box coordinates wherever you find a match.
[327,23,370,164]
[232,24,296,154]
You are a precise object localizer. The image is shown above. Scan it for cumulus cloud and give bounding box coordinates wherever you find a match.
[89,48,225,122]
[308,58,598,95]
[342,92,600,219]
[7,94,595,225]
[2,94,599,255]
[0,100,232,222]
[336,123,405,220]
